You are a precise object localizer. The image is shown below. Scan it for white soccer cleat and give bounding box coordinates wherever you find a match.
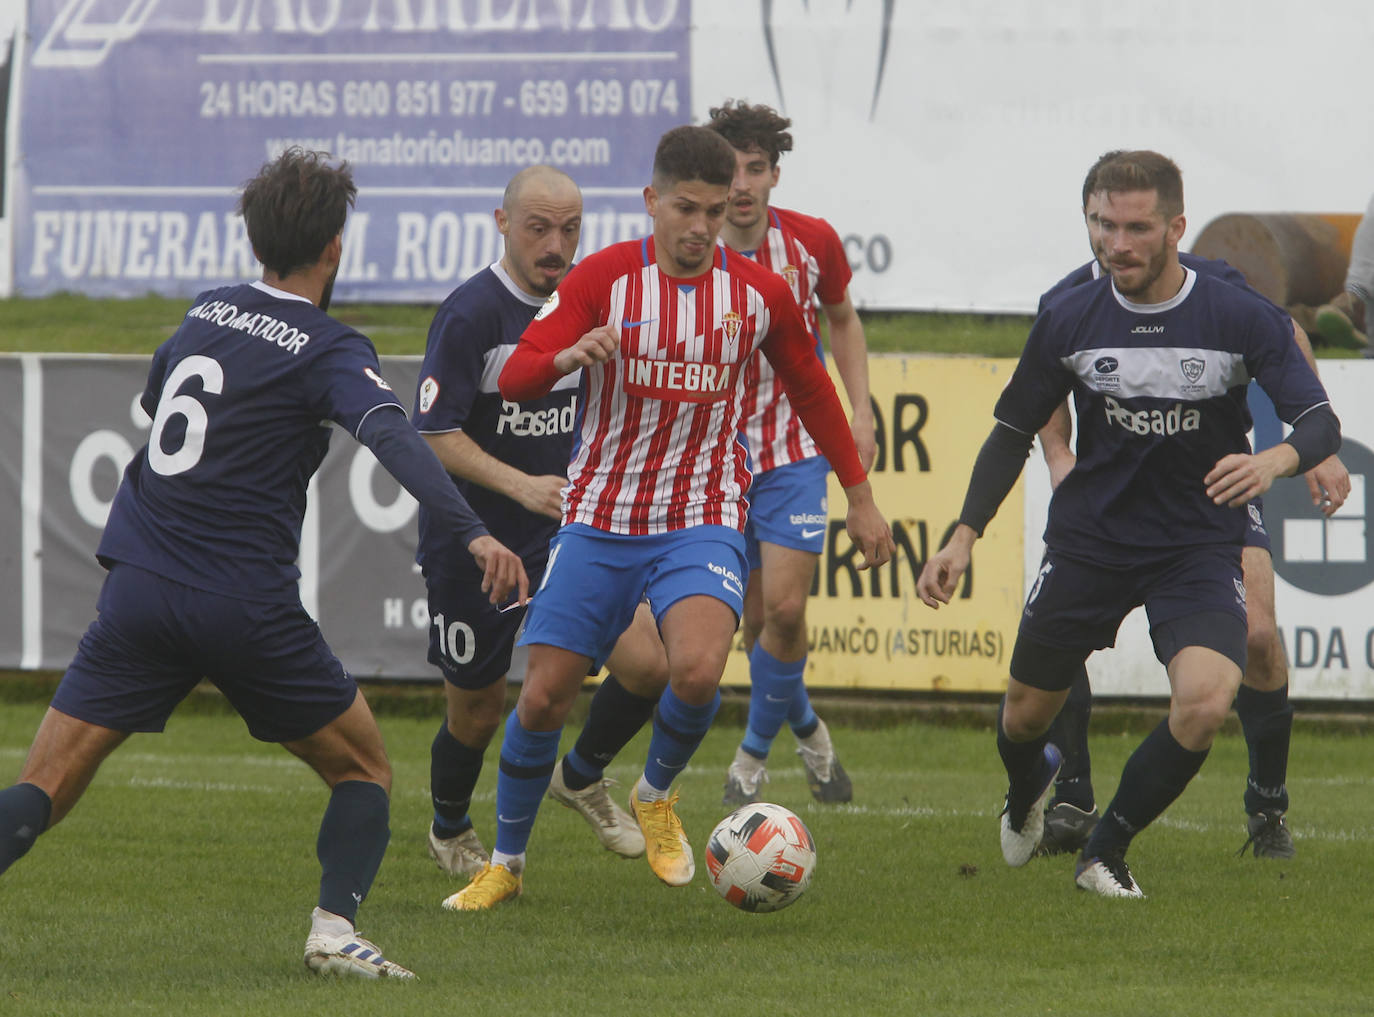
[1074,849,1145,899]
[999,743,1062,867]
[304,925,416,980]
[427,825,490,877]
[548,765,646,858]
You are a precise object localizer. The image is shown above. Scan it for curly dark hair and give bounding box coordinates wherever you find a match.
[238,147,356,278]
[707,100,794,166]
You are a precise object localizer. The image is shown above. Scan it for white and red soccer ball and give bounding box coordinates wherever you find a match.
[706,802,816,913]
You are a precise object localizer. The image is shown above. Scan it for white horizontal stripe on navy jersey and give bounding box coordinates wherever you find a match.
[479,341,581,395]
[1060,346,1249,401]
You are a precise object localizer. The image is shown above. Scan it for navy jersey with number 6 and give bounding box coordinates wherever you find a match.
[97,280,405,603]
[999,268,1332,563]
[412,263,580,570]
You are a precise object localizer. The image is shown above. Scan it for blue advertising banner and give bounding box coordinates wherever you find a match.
[16,0,689,300]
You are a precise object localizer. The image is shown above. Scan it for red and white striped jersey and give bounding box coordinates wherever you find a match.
[500,236,863,535]
[736,207,854,473]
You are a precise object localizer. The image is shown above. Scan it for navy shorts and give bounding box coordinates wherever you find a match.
[53,564,356,743]
[743,456,831,570]
[519,523,747,670]
[424,558,540,691]
[1244,497,1271,553]
[1012,545,1248,689]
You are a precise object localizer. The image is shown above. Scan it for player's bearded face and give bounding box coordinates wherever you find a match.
[1098,189,1179,298]
[501,190,583,298]
[648,179,729,277]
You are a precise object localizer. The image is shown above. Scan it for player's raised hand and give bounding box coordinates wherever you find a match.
[467,535,530,606]
[520,473,567,520]
[842,481,894,569]
[916,526,976,608]
[1304,454,1350,517]
[553,324,619,376]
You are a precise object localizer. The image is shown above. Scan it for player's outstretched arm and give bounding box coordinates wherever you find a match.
[424,431,564,520]
[1205,403,1341,507]
[357,408,529,605]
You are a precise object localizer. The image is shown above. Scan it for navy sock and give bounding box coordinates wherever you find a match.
[563,674,658,791]
[1087,719,1208,857]
[1235,684,1293,814]
[493,714,560,857]
[1047,666,1095,811]
[316,780,390,925]
[642,686,720,792]
[742,644,805,760]
[996,696,1051,799]
[0,783,53,876]
[430,722,485,839]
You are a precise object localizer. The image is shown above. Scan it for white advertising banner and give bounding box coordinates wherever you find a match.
[6,1,1372,309]
[1023,362,1374,701]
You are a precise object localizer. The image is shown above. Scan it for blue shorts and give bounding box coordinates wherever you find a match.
[1244,497,1271,552]
[518,523,747,670]
[743,456,831,570]
[53,564,356,743]
[1015,545,1248,678]
[423,550,548,691]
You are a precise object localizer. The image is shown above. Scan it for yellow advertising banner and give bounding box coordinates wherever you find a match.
[721,355,1025,693]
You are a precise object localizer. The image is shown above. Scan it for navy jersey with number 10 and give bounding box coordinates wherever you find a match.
[97,281,406,603]
[999,269,1332,564]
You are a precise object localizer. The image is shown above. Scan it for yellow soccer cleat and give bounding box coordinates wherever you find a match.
[630,791,695,887]
[440,862,522,911]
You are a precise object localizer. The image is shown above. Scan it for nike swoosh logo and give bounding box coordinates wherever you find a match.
[722,579,742,596]
[621,318,657,328]
[800,527,824,538]
[497,813,530,824]
[765,694,789,703]
[654,758,687,771]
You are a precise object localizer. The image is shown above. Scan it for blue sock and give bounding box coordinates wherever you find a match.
[494,713,561,857]
[430,722,484,839]
[788,681,819,739]
[642,686,720,792]
[316,780,390,925]
[0,783,53,876]
[1087,719,1209,857]
[742,644,805,760]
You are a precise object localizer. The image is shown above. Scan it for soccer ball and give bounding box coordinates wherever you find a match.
[705,802,816,913]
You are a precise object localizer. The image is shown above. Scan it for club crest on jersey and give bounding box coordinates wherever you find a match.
[781,264,800,289]
[364,367,393,391]
[534,291,559,320]
[418,376,440,414]
[1094,356,1119,374]
[721,310,743,341]
[1179,357,1205,383]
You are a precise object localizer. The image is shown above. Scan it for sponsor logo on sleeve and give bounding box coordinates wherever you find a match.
[534,291,560,321]
[364,366,393,391]
[418,376,439,414]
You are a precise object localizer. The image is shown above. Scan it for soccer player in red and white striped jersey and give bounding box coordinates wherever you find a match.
[444,126,893,909]
[709,101,876,810]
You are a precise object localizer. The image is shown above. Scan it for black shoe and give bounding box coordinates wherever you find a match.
[1239,811,1295,859]
[1074,847,1144,898]
[1034,802,1099,857]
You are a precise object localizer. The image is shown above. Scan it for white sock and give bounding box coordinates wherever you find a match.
[634,775,669,803]
[310,906,353,939]
[490,850,525,874]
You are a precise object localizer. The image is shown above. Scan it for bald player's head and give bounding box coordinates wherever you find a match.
[496,165,583,298]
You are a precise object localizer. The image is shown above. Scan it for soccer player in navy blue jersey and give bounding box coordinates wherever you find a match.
[1029,152,1351,861]
[0,148,528,978]
[411,167,668,903]
[918,151,1341,897]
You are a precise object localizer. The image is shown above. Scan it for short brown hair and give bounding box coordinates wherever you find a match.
[651,126,736,190]
[239,147,356,278]
[707,100,794,166]
[1093,150,1184,220]
[1081,149,1126,210]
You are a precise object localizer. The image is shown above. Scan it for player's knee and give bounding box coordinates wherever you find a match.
[762,594,808,645]
[1173,693,1231,746]
[515,680,579,730]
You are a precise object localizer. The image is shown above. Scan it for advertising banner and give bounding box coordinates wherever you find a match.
[721,354,1026,693]
[14,0,689,301]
